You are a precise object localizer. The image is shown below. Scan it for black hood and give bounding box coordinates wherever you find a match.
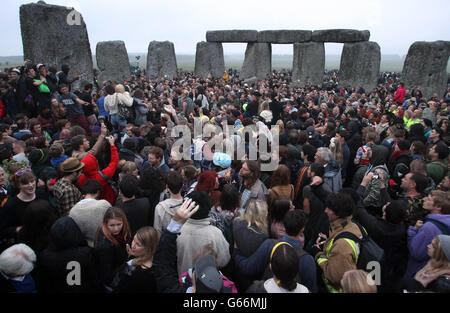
[370,144,389,167]
[48,216,87,251]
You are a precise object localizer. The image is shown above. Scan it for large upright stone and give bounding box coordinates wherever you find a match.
[312,29,370,42]
[241,43,272,80]
[402,41,450,99]
[292,42,325,86]
[257,30,312,43]
[146,41,177,79]
[20,1,93,91]
[206,30,258,42]
[340,41,381,92]
[96,41,130,83]
[194,42,224,78]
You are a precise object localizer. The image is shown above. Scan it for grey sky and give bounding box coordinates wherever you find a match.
[1,0,449,56]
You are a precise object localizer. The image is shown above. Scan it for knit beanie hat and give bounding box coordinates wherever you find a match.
[187,191,212,220]
[438,235,450,261]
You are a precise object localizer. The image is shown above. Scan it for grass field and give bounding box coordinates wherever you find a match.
[2,54,449,74]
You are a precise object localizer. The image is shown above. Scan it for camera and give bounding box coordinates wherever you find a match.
[373,173,379,179]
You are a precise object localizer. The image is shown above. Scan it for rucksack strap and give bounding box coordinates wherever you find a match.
[98,171,115,186]
[426,219,450,235]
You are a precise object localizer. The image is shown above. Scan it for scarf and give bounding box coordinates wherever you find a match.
[112,233,128,245]
[393,149,409,161]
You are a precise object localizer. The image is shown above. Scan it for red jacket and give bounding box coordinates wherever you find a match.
[78,145,119,205]
[394,86,405,104]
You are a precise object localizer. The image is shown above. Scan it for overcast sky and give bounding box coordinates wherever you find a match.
[1,0,449,56]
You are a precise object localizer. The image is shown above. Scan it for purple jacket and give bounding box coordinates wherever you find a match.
[405,214,450,277]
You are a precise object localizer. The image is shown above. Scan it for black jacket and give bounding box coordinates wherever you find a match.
[354,187,408,292]
[110,261,158,293]
[118,198,150,237]
[94,230,129,287]
[37,216,101,293]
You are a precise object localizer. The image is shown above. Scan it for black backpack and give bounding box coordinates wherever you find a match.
[334,222,384,271]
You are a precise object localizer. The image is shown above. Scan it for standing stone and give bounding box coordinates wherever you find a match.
[292,42,325,86]
[146,41,177,79]
[96,41,130,83]
[402,41,450,99]
[20,1,93,91]
[241,43,272,80]
[312,29,370,42]
[257,30,312,43]
[194,42,224,78]
[340,41,381,92]
[206,30,258,42]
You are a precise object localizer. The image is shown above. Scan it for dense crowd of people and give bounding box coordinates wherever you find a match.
[0,61,449,294]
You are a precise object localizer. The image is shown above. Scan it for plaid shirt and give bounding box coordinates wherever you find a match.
[53,179,82,218]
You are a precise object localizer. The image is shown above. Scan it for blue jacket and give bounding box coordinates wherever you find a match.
[406,214,450,277]
[233,235,317,292]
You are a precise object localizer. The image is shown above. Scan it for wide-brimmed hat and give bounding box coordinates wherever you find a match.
[61,157,85,173]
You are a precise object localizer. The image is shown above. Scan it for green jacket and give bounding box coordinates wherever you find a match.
[427,158,448,186]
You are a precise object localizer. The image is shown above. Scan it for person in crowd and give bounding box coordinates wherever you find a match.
[312,192,362,293]
[341,270,377,293]
[239,160,269,210]
[0,243,37,293]
[154,171,184,236]
[38,216,100,292]
[399,235,450,293]
[426,143,449,186]
[176,191,230,276]
[94,207,131,290]
[405,190,450,278]
[78,135,119,206]
[267,164,294,206]
[109,226,159,293]
[117,175,150,237]
[0,169,48,250]
[53,157,84,217]
[69,179,111,248]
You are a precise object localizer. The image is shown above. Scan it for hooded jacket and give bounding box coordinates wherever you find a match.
[38,217,100,292]
[323,159,342,193]
[78,145,119,205]
[405,214,450,277]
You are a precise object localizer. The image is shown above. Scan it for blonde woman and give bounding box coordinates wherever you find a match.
[110,226,160,292]
[341,270,377,293]
[401,235,450,293]
[329,137,344,167]
[117,160,139,182]
[232,199,269,257]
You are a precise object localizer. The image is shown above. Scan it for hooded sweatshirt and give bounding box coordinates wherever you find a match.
[78,145,119,205]
[406,214,450,277]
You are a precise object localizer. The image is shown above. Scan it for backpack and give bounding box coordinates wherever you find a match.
[426,219,450,235]
[323,168,342,193]
[334,222,384,271]
[118,97,136,122]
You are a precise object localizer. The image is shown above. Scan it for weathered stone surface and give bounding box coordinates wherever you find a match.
[257,30,312,43]
[241,43,272,80]
[96,41,130,83]
[146,41,177,79]
[206,30,258,42]
[402,41,450,99]
[292,42,325,86]
[339,41,381,92]
[194,42,224,78]
[20,1,93,91]
[312,29,370,42]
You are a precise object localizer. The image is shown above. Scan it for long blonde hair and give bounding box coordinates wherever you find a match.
[238,199,268,234]
[329,137,343,166]
[341,270,377,293]
[132,227,159,267]
[427,237,450,274]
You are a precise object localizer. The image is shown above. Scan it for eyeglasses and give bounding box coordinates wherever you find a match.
[14,168,32,180]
